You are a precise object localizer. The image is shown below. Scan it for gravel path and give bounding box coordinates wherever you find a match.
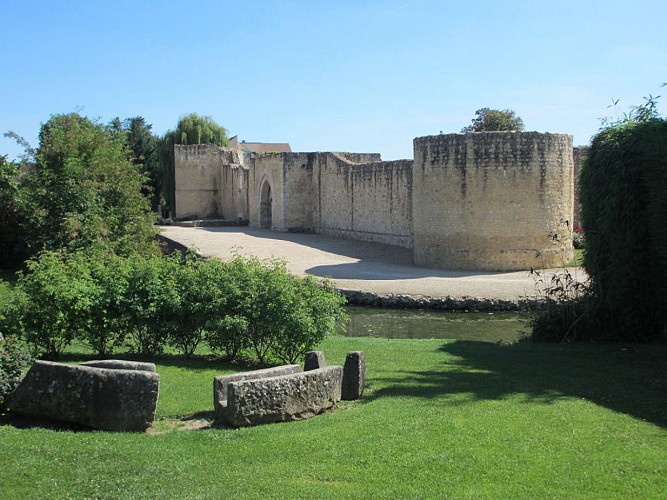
[160,226,584,305]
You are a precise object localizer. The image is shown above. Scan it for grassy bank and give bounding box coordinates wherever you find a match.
[1,336,665,498]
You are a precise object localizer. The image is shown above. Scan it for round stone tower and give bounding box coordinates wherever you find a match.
[412,131,574,271]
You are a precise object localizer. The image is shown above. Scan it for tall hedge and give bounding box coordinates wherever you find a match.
[580,118,667,341]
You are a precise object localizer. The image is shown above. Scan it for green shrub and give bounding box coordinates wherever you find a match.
[4,251,97,357]
[123,253,180,356]
[1,249,347,363]
[80,251,133,355]
[165,254,230,356]
[0,334,33,410]
[580,117,667,341]
[204,256,347,364]
[271,275,347,364]
[205,315,249,361]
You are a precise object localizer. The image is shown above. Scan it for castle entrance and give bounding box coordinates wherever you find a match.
[259,180,272,229]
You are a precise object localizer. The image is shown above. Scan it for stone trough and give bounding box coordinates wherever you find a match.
[214,351,365,427]
[8,360,160,432]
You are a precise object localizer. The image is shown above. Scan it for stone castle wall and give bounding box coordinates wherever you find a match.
[312,154,413,248]
[174,145,248,220]
[413,132,574,271]
[174,132,575,271]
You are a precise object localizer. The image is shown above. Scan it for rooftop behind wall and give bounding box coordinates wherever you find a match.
[412,131,574,271]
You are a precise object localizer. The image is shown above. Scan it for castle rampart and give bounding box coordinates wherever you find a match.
[174,131,575,271]
[174,145,248,220]
[413,132,574,270]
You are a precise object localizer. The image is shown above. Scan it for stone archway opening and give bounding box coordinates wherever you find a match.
[259,180,272,229]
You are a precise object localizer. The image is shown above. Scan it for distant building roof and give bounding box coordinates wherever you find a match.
[230,136,292,155]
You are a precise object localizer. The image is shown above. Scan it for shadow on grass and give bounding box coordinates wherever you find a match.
[364,340,667,428]
[52,351,271,373]
[0,413,90,432]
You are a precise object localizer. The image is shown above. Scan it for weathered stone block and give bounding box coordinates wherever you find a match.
[8,360,159,432]
[341,351,366,401]
[225,365,343,427]
[304,351,326,371]
[213,365,301,420]
[81,360,156,372]
[342,351,366,400]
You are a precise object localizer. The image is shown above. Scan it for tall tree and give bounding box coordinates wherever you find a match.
[0,155,24,268]
[461,108,525,132]
[109,117,160,211]
[20,113,158,256]
[158,113,229,215]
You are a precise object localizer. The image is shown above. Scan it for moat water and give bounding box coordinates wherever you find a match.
[342,306,530,342]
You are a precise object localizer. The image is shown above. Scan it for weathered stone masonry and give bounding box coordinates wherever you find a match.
[174,131,576,271]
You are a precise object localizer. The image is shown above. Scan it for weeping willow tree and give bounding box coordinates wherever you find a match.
[158,113,229,215]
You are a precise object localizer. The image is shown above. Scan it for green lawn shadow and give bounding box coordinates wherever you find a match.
[53,351,270,373]
[365,340,667,428]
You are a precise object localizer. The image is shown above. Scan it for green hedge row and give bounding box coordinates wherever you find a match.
[580,118,667,341]
[0,250,347,363]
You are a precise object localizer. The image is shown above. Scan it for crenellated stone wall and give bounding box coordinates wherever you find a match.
[174,131,575,271]
[413,132,574,271]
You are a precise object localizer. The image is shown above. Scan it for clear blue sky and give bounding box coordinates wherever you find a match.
[2,0,665,161]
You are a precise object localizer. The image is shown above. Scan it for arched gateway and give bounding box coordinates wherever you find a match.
[259,179,272,229]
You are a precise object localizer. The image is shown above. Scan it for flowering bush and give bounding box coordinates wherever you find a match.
[572,227,585,249]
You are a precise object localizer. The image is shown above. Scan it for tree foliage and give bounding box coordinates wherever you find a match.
[579,103,667,341]
[159,113,229,214]
[461,108,525,133]
[110,117,160,210]
[19,113,158,257]
[0,156,25,268]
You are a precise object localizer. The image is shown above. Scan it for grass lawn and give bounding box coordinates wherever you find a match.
[1,336,666,498]
[564,248,585,268]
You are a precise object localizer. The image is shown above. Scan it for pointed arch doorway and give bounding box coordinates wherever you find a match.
[259,179,272,229]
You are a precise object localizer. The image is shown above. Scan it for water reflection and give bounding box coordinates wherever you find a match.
[342,306,530,342]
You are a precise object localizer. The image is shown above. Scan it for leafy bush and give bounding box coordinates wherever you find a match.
[165,254,230,356]
[2,251,95,357]
[204,256,347,364]
[80,251,132,355]
[530,93,667,343]
[580,114,667,341]
[271,275,347,363]
[1,250,347,362]
[529,267,591,342]
[123,253,181,356]
[572,226,585,250]
[0,334,33,410]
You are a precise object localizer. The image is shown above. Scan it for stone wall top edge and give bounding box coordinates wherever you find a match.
[413,131,573,143]
[174,144,235,151]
